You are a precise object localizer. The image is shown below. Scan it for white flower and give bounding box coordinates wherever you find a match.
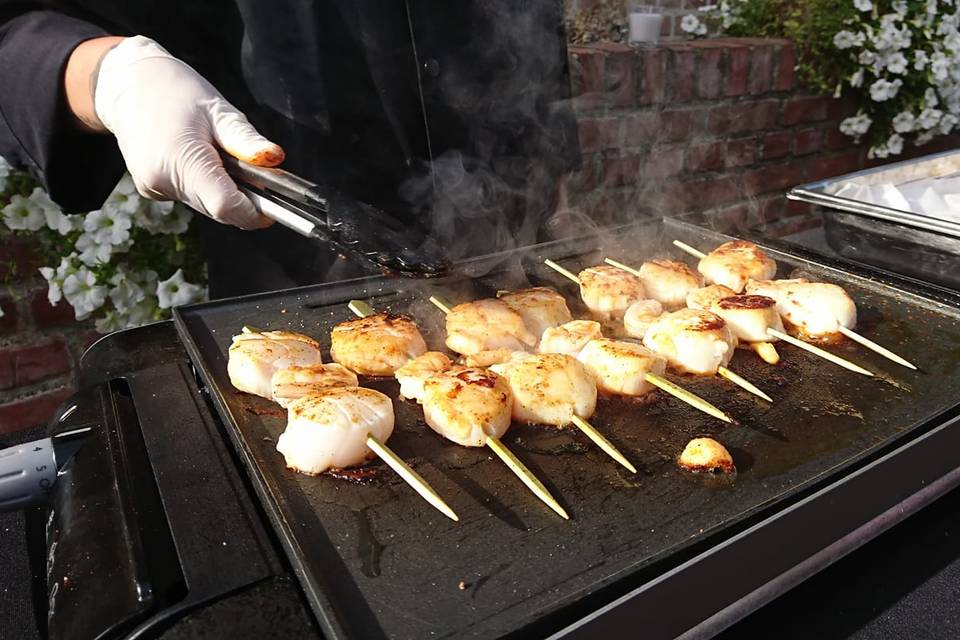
[108,269,146,313]
[25,187,77,235]
[62,266,107,320]
[925,87,939,107]
[75,231,115,266]
[123,297,160,328]
[834,30,859,49]
[681,15,702,34]
[886,133,904,155]
[853,0,872,11]
[892,111,916,133]
[892,0,908,15]
[156,269,206,309]
[885,52,908,74]
[940,113,959,134]
[840,113,873,138]
[134,201,191,235]
[850,68,865,87]
[695,22,707,36]
[83,208,132,246]
[869,78,902,101]
[38,254,79,305]
[103,174,142,215]
[859,50,876,65]
[95,310,127,334]
[2,192,47,231]
[914,50,929,70]
[931,52,950,81]
[917,106,943,129]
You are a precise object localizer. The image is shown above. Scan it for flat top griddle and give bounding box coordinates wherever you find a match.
[175,218,960,640]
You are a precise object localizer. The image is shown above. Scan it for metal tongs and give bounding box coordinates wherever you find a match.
[221,154,450,277]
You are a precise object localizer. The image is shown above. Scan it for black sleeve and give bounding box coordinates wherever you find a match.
[0,7,125,212]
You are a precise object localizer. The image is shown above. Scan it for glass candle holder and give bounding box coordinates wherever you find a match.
[627,4,663,49]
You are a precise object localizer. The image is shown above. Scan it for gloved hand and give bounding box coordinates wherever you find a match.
[94,36,284,230]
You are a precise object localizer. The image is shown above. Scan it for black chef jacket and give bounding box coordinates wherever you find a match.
[0,1,579,296]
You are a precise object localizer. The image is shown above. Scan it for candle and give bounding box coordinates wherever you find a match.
[628,10,662,48]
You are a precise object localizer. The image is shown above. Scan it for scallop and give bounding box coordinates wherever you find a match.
[421,367,513,447]
[697,240,777,293]
[576,338,666,396]
[491,353,596,426]
[330,313,428,376]
[228,330,323,399]
[643,309,737,375]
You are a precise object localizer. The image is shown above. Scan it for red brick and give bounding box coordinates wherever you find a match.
[823,126,854,151]
[0,387,74,435]
[31,289,76,328]
[691,175,741,208]
[0,238,41,281]
[743,162,802,196]
[725,45,750,97]
[577,118,623,153]
[795,128,824,155]
[686,142,725,172]
[569,47,606,112]
[669,49,697,103]
[0,296,17,334]
[758,195,789,222]
[662,108,704,141]
[708,100,779,135]
[623,111,660,146]
[643,145,685,180]
[697,48,724,100]
[0,339,72,390]
[640,49,667,105]
[806,150,864,182]
[601,154,642,188]
[565,159,602,193]
[762,131,793,160]
[748,44,774,95]
[726,137,757,167]
[775,43,797,91]
[782,95,832,126]
[604,49,637,108]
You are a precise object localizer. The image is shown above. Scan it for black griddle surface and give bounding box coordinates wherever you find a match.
[175,218,960,640]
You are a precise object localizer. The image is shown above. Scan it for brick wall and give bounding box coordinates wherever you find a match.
[0,237,94,438]
[563,37,960,229]
[566,0,706,42]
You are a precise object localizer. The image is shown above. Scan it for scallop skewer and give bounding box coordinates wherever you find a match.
[350,300,568,519]
[433,296,732,424]
[545,259,772,404]
[233,324,458,522]
[606,258,780,365]
[673,241,899,373]
[428,295,637,473]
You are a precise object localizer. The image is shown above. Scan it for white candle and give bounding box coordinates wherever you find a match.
[628,12,662,47]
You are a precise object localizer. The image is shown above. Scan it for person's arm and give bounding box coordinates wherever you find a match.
[63,35,124,133]
[0,10,126,211]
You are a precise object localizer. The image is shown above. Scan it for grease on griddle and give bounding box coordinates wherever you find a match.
[329,466,384,483]
[354,508,385,578]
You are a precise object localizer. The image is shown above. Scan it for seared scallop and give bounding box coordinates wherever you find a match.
[538,320,603,357]
[491,353,597,426]
[444,298,537,357]
[422,367,513,447]
[499,287,573,341]
[746,279,857,338]
[271,364,359,408]
[710,295,784,343]
[578,265,647,319]
[678,437,735,473]
[686,284,737,311]
[643,309,737,375]
[638,260,704,309]
[623,299,664,339]
[276,387,394,475]
[394,351,453,403]
[330,313,428,376]
[697,240,777,293]
[228,330,323,399]
[576,338,667,396]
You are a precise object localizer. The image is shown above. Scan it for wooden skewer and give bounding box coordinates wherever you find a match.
[717,366,773,403]
[673,238,916,372]
[751,342,780,365]
[344,299,460,522]
[429,295,637,474]
[485,435,569,519]
[570,415,637,473]
[544,259,755,414]
[241,324,263,334]
[767,328,874,377]
[673,239,707,259]
[603,257,641,277]
[837,325,917,370]
[365,434,459,522]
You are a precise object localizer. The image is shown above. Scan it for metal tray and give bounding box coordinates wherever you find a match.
[175,217,960,640]
[788,148,960,239]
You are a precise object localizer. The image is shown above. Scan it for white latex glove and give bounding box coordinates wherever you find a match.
[94,36,284,230]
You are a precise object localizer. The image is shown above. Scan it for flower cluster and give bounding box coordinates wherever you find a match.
[1,158,207,332]
[685,0,960,158]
